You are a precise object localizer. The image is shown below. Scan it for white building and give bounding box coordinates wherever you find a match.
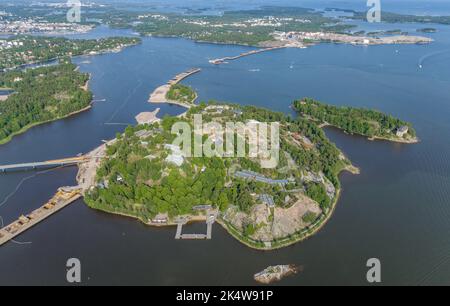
[396,126,409,137]
[165,144,184,166]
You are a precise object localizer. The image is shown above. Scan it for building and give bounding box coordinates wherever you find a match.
[259,194,275,208]
[151,213,168,224]
[396,126,409,137]
[165,144,184,166]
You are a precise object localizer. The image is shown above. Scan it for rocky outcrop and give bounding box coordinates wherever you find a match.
[254,265,301,284]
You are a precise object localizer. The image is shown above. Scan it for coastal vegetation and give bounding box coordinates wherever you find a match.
[0,36,141,71]
[166,84,197,105]
[293,98,417,142]
[0,61,92,144]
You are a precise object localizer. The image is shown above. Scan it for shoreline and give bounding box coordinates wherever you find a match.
[0,104,92,146]
[1,41,140,72]
[0,76,93,146]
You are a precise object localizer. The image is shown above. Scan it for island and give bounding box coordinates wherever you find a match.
[417,28,438,33]
[0,36,141,71]
[0,61,92,145]
[149,68,201,108]
[350,10,450,25]
[293,98,418,143]
[254,265,301,284]
[77,89,416,251]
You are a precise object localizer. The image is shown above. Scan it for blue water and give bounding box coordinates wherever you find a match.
[1,11,450,285]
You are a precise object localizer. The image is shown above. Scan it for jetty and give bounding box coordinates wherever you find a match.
[0,144,108,247]
[149,68,201,106]
[209,46,284,65]
[0,156,92,173]
[0,187,82,246]
[174,213,216,240]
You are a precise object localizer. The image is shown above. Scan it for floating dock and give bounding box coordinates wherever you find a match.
[0,187,82,246]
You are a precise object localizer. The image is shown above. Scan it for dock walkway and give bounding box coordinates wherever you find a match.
[174,213,216,240]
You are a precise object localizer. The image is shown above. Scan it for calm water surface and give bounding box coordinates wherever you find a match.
[0,22,450,285]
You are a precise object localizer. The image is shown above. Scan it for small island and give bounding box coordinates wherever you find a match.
[254,265,301,284]
[0,61,93,145]
[417,28,438,33]
[149,68,201,108]
[293,98,418,143]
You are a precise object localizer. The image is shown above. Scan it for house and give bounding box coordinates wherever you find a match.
[151,213,168,224]
[396,126,409,137]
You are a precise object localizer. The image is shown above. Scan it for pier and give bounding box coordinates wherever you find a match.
[174,213,216,240]
[0,187,82,246]
[209,46,285,65]
[0,156,91,173]
[168,68,201,86]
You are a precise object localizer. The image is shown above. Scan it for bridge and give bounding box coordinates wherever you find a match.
[0,156,90,173]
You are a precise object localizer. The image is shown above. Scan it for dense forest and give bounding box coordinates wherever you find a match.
[0,61,92,144]
[293,98,416,140]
